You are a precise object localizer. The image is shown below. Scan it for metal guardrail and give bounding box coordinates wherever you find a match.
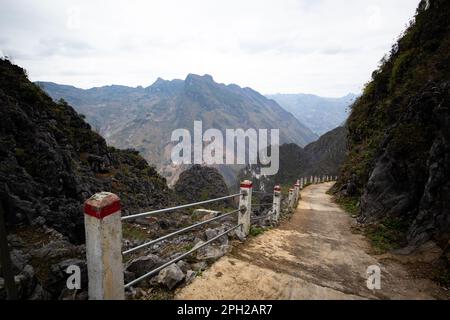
[122,193,241,221]
[123,208,240,255]
[124,224,242,288]
[83,177,335,298]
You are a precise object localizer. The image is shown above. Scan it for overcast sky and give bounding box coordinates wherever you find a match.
[0,0,419,96]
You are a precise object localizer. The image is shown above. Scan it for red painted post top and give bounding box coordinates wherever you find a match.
[240,180,253,189]
[295,183,300,187]
[84,192,121,219]
[274,185,281,192]
[289,188,294,192]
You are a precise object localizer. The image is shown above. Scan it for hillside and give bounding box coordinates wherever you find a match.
[335,0,449,252]
[38,75,318,186]
[267,93,357,135]
[0,59,170,243]
[240,126,347,191]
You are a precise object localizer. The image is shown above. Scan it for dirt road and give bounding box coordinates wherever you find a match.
[176,183,445,300]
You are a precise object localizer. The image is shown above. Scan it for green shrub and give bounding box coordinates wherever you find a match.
[365,217,409,254]
[249,226,265,237]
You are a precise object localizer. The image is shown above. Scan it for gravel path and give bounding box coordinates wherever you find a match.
[176,183,446,300]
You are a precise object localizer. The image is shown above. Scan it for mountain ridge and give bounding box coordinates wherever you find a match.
[267,92,358,135]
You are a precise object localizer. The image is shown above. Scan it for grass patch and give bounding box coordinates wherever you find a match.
[183,243,194,252]
[122,223,150,241]
[365,217,409,254]
[334,196,360,216]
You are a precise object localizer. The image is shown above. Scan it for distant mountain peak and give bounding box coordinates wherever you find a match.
[185,73,214,83]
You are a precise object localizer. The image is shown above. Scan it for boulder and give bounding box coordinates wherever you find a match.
[155,263,184,290]
[191,261,208,272]
[176,260,190,273]
[9,249,30,274]
[205,227,229,245]
[196,243,229,262]
[185,270,197,284]
[126,254,165,277]
[124,270,136,284]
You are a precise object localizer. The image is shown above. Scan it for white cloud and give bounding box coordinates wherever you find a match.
[0,0,419,96]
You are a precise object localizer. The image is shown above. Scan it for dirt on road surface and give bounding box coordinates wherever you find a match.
[176,183,447,300]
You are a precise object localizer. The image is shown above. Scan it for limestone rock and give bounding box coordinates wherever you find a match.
[156,263,184,290]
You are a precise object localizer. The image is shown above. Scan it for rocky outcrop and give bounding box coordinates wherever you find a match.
[358,82,450,246]
[174,165,230,204]
[0,59,172,299]
[336,0,450,249]
[0,59,170,243]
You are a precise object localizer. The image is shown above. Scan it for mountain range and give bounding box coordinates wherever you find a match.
[267,93,357,135]
[37,75,318,186]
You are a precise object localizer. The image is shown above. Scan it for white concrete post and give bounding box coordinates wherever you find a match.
[84,192,124,300]
[300,178,304,189]
[294,181,300,202]
[238,180,253,236]
[288,188,294,210]
[310,176,313,184]
[272,185,281,222]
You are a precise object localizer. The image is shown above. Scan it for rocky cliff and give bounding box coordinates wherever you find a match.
[335,0,449,250]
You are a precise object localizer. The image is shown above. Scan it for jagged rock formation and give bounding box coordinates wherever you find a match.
[0,59,170,243]
[37,74,318,186]
[174,165,230,205]
[267,93,357,135]
[240,126,347,191]
[335,0,450,248]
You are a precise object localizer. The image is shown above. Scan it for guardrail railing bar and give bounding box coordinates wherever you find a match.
[124,224,242,289]
[122,193,242,221]
[122,209,240,255]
